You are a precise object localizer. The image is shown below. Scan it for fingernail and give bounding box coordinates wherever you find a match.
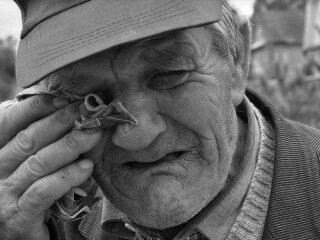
[79,160,93,169]
[52,97,69,108]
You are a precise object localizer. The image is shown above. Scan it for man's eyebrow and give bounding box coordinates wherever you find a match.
[137,37,197,71]
[143,46,196,71]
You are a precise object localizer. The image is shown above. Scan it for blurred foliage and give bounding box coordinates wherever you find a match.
[249,76,320,129]
[253,0,306,11]
[250,0,320,129]
[0,36,17,102]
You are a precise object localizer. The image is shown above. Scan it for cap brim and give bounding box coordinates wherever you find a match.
[16,0,221,88]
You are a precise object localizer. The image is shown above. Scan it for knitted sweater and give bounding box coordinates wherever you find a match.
[227,103,275,240]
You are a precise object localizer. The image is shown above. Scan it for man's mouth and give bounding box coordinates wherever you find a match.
[125,151,186,169]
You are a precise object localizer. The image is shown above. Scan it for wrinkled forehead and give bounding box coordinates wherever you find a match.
[44,27,211,89]
[17,26,215,101]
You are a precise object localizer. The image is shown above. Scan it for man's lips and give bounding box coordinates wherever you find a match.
[125,151,187,169]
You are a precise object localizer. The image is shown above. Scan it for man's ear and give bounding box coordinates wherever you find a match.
[231,18,251,106]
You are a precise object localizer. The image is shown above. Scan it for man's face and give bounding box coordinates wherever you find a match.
[56,27,241,228]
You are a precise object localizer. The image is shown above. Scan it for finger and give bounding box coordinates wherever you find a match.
[0,96,69,148]
[0,103,80,178]
[8,129,102,195]
[82,129,110,164]
[17,159,93,220]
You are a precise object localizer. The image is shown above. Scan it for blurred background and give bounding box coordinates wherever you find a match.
[0,0,319,128]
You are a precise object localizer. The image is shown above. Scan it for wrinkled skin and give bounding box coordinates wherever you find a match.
[0,96,102,240]
[0,25,250,240]
[63,27,249,228]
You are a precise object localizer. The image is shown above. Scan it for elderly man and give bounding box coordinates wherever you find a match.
[0,0,320,240]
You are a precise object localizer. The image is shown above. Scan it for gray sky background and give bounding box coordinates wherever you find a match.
[0,0,255,40]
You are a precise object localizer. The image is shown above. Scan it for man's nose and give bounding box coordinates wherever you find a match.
[112,94,167,151]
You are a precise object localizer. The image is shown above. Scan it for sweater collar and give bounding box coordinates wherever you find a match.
[190,97,261,240]
[245,89,320,240]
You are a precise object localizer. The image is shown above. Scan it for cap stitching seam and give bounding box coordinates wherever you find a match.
[35,6,188,61]
[33,8,192,64]
[37,0,182,55]
[34,9,193,66]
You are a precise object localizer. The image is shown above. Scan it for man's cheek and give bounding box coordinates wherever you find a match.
[158,83,225,141]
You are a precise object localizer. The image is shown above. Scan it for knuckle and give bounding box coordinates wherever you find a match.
[28,97,42,112]
[29,183,48,203]
[1,179,15,193]
[65,131,83,149]
[15,130,35,154]
[26,154,47,177]
[1,202,18,221]
[0,201,19,233]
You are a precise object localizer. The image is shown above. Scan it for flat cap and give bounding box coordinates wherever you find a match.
[14,0,222,87]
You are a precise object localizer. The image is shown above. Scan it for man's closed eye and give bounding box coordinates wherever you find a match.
[148,70,189,90]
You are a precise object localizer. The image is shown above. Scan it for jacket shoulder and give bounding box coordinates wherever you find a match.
[287,120,320,158]
[246,89,320,162]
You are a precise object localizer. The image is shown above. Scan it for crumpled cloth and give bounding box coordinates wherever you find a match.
[17,85,138,130]
[2,84,137,222]
[73,93,138,130]
[16,84,85,102]
[50,179,101,222]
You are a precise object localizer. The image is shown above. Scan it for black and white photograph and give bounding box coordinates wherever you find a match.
[0,0,320,239]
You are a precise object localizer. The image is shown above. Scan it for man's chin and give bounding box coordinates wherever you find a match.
[131,206,195,229]
[103,172,203,229]
[119,184,199,229]
[94,150,209,229]
[109,168,186,204]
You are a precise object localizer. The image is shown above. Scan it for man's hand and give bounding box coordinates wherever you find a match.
[0,96,102,240]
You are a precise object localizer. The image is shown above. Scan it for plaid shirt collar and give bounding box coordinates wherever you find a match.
[98,211,207,240]
[74,191,207,240]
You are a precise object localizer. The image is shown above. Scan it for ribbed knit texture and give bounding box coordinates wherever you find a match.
[226,103,275,240]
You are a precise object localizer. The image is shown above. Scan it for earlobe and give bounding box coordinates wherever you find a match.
[231,18,251,106]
